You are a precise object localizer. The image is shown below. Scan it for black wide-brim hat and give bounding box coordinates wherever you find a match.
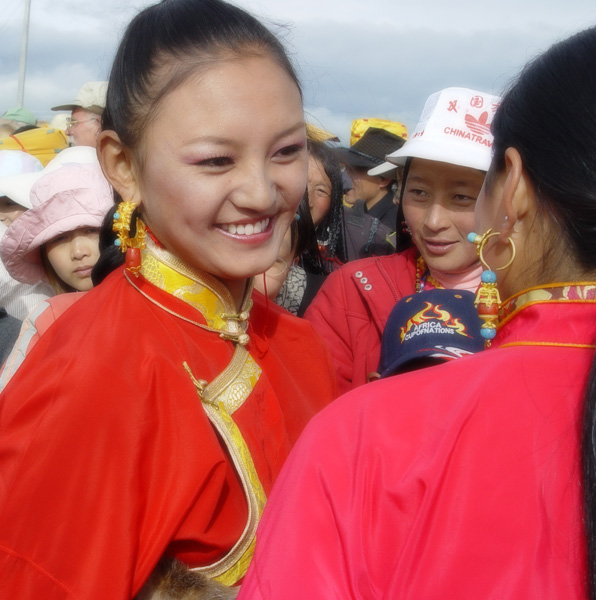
[335,126,406,170]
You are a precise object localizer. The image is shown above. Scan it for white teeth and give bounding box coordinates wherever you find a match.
[221,218,269,236]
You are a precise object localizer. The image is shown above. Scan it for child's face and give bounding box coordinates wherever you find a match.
[0,196,26,226]
[130,54,307,294]
[45,227,100,291]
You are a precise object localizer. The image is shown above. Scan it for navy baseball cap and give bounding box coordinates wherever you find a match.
[379,289,484,377]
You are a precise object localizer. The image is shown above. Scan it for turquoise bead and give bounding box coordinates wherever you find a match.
[114,239,122,247]
[113,212,120,220]
[481,327,496,340]
[481,270,497,283]
[467,232,478,243]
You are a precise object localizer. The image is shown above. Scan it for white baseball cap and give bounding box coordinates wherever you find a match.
[0,146,99,209]
[386,87,501,172]
[51,81,108,115]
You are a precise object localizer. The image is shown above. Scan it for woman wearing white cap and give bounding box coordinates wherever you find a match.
[0,150,54,320]
[306,87,500,394]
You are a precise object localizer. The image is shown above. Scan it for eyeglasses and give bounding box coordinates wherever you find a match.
[65,117,99,129]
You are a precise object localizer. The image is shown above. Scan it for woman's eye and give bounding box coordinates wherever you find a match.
[197,156,233,168]
[406,188,427,200]
[50,235,68,245]
[274,144,304,160]
[453,194,476,204]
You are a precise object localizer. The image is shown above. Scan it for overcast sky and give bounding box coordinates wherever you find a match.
[1,0,595,142]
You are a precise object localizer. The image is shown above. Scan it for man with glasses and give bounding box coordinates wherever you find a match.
[51,81,107,148]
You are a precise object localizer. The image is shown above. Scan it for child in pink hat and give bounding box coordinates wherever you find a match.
[0,158,112,294]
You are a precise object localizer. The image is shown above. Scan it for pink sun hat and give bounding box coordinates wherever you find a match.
[0,159,113,285]
[0,146,98,210]
[386,87,501,172]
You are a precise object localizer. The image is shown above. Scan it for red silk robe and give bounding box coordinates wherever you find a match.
[0,242,336,598]
[240,284,595,599]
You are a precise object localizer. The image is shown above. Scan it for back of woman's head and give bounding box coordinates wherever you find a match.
[490,26,596,270]
[103,0,300,152]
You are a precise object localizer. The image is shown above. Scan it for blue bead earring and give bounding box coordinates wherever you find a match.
[467,229,516,346]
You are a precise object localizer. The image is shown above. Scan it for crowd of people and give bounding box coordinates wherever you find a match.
[0,0,595,598]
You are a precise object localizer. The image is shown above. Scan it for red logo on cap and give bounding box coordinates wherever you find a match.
[470,96,484,109]
[464,111,491,136]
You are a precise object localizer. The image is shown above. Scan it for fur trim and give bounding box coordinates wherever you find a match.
[135,557,239,600]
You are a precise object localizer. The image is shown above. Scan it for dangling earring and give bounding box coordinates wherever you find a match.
[401,220,410,235]
[467,228,516,346]
[113,200,146,276]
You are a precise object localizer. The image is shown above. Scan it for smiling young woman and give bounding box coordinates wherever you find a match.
[0,1,336,597]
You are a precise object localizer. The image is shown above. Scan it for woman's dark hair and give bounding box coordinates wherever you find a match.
[394,158,412,253]
[487,26,596,598]
[307,139,347,269]
[102,0,300,151]
[96,0,301,279]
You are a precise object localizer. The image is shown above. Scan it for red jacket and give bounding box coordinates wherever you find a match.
[0,259,336,598]
[305,248,417,395]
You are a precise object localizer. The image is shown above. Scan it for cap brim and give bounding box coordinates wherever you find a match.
[367,162,398,177]
[380,346,472,378]
[386,137,491,171]
[51,104,103,116]
[0,172,42,209]
[334,147,379,169]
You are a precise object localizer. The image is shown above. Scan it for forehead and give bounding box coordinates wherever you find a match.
[141,54,303,147]
[408,158,485,186]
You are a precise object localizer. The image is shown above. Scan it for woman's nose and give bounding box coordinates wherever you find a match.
[233,164,276,212]
[424,201,448,231]
[71,235,91,259]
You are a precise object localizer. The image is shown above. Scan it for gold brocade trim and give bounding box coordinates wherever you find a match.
[499,341,596,350]
[139,238,253,342]
[184,354,266,586]
[498,282,596,330]
[124,238,266,583]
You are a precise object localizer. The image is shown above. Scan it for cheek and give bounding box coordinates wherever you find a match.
[453,209,476,235]
[46,245,70,274]
[402,201,424,235]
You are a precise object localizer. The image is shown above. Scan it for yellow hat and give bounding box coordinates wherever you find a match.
[350,118,408,147]
[0,127,69,166]
[306,123,339,143]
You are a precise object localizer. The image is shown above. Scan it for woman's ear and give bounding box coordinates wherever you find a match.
[97,130,141,205]
[499,147,535,241]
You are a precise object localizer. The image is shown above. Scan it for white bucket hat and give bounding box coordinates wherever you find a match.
[0,158,113,284]
[386,87,501,172]
[0,146,98,210]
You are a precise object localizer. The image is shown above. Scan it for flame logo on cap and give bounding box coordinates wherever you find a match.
[399,302,470,342]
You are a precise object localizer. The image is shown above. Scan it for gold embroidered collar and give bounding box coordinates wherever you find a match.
[128,238,254,345]
[499,282,596,328]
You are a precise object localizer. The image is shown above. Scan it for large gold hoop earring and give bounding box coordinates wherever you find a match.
[466,228,516,347]
[469,228,516,272]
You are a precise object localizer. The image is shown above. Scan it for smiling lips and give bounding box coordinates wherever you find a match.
[218,217,271,236]
[423,238,457,255]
